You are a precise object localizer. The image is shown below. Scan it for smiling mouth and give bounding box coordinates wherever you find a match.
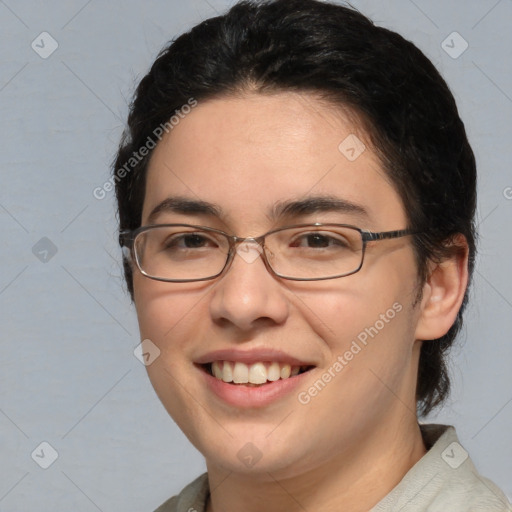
[201,361,314,386]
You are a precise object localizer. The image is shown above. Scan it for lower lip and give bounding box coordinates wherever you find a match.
[199,366,312,408]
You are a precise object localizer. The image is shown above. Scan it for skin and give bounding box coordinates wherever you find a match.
[132,91,468,512]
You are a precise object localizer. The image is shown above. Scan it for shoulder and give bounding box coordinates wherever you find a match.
[372,424,511,512]
[153,473,209,512]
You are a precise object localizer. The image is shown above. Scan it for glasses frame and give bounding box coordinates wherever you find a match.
[119,223,416,283]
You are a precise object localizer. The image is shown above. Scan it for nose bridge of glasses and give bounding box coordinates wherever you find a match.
[232,235,263,244]
[233,237,265,265]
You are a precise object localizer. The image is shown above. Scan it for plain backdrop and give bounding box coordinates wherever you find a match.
[0,1,511,510]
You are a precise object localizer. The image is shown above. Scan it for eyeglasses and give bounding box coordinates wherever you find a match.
[119,223,415,282]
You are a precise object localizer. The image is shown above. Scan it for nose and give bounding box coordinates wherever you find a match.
[208,241,289,332]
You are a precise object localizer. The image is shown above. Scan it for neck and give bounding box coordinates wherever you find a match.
[205,417,427,512]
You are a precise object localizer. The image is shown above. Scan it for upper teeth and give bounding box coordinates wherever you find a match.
[211,361,302,384]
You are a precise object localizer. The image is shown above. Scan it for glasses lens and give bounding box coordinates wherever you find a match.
[134,226,229,281]
[265,225,363,279]
[133,224,364,282]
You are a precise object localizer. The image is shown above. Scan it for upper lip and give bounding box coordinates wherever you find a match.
[194,348,316,367]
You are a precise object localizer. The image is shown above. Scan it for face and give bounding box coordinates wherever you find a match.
[133,92,423,479]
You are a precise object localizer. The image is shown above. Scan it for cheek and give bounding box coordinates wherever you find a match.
[292,278,408,351]
[298,295,416,426]
[292,255,418,391]
[133,278,209,426]
[133,275,210,345]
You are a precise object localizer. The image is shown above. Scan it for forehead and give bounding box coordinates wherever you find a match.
[143,91,406,230]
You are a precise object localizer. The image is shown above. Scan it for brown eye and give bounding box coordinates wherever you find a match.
[164,233,215,250]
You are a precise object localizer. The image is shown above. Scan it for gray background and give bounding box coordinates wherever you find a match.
[0,0,511,510]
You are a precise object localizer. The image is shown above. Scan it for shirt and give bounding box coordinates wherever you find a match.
[154,424,511,512]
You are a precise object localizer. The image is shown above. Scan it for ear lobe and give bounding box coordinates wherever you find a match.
[414,235,469,341]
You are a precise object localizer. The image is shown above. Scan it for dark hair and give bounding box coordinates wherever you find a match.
[113,0,477,416]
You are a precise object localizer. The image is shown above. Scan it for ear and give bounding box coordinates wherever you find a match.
[414,235,469,341]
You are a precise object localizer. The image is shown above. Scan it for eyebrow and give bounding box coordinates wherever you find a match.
[146,194,369,225]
